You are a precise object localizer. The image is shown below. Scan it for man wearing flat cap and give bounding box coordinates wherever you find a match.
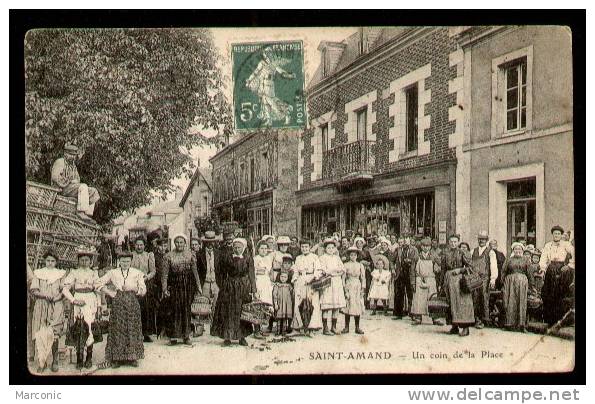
[51,143,100,218]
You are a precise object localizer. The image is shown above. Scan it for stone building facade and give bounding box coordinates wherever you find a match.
[210,130,299,240]
[298,27,461,243]
[451,26,574,252]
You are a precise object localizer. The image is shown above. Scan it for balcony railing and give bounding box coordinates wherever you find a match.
[322,140,377,181]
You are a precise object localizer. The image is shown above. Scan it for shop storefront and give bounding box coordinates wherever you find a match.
[297,162,456,243]
[302,191,434,240]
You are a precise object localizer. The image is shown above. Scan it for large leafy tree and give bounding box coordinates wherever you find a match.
[25,28,231,224]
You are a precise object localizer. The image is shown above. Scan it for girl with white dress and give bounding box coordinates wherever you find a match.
[319,239,346,335]
[368,255,391,315]
[253,241,274,336]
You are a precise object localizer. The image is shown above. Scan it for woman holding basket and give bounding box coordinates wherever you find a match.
[210,238,257,346]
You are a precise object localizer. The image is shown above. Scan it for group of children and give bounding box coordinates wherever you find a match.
[250,234,440,337]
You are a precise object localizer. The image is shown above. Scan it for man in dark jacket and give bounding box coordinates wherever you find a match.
[393,233,419,319]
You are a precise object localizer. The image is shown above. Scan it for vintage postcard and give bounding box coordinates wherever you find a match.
[24,25,575,376]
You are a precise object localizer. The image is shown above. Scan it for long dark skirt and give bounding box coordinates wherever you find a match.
[502,273,528,328]
[542,261,566,325]
[444,270,475,327]
[139,279,158,336]
[105,291,144,362]
[164,271,196,339]
[210,275,253,340]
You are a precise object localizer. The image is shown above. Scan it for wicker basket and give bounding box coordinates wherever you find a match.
[241,301,273,325]
[54,195,77,215]
[191,295,212,316]
[26,181,60,209]
[52,213,101,245]
[26,207,55,232]
[54,237,83,265]
[310,275,332,291]
[428,293,450,319]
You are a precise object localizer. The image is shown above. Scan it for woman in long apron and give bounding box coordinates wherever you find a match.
[502,243,535,332]
[441,235,474,337]
[97,251,146,367]
[410,238,439,325]
[161,234,202,345]
[30,250,67,373]
[62,246,101,369]
[210,238,256,346]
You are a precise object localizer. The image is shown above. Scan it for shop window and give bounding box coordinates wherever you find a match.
[301,192,435,239]
[247,206,271,240]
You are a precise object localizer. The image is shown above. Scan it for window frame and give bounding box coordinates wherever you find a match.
[491,45,533,139]
[405,83,419,152]
[504,59,528,133]
[321,122,330,152]
[356,107,368,142]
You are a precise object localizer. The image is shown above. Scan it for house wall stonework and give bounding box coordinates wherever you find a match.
[301,28,458,191]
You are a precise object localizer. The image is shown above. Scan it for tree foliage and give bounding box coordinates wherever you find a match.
[25,28,232,224]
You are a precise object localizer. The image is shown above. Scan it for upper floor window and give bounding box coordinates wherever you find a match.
[356,107,367,141]
[505,60,527,132]
[250,157,255,192]
[321,123,329,152]
[491,46,533,138]
[405,84,419,152]
[203,196,209,216]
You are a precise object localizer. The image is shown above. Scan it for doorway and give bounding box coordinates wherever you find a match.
[506,178,537,250]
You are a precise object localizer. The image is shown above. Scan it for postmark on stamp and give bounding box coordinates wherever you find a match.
[232,41,306,130]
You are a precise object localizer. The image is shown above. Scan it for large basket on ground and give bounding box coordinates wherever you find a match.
[241,301,273,326]
[52,212,102,245]
[53,195,77,215]
[26,181,60,209]
[310,275,332,291]
[427,293,450,319]
[26,206,54,232]
[191,294,212,317]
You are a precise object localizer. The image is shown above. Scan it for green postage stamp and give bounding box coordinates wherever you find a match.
[232,41,306,130]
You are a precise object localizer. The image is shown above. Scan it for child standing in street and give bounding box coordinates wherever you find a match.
[410,238,439,325]
[272,268,294,336]
[368,255,391,315]
[341,246,366,334]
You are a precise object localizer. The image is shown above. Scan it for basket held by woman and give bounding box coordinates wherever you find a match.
[427,293,450,319]
[310,274,332,291]
[191,294,212,317]
[241,300,273,326]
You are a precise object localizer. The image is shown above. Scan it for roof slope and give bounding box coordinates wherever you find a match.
[307,27,411,90]
[179,167,213,207]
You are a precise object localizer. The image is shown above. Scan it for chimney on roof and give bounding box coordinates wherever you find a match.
[359,27,383,54]
[318,41,346,78]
